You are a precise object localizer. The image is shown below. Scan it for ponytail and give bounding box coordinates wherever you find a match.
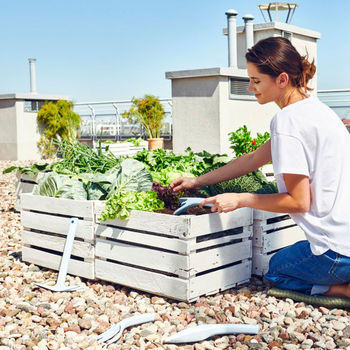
[298,56,316,91]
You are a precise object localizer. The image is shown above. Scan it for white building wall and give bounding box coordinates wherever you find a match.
[172,76,221,154]
[219,78,278,155]
[0,100,18,160]
[16,101,42,160]
[0,93,67,160]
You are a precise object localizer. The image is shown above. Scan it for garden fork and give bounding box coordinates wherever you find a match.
[34,218,83,292]
[96,313,156,345]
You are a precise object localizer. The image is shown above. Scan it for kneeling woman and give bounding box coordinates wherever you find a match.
[171,36,350,298]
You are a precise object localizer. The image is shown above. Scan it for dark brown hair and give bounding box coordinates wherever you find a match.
[245,37,316,92]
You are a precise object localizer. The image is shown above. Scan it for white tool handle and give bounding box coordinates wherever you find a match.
[164,323,259,343]
[120,313,155,329]
[56,218,78,286]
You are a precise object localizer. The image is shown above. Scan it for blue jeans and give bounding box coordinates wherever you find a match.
[264,240,350,295]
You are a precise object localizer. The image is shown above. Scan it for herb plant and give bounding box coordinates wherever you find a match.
[228,125,270,157]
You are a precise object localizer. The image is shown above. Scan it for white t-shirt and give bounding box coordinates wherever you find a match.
[270,96,350,256]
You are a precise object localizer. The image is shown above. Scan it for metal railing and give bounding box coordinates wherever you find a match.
[74,98,173,144]
[318,89,350,120]
[74,90,350,145]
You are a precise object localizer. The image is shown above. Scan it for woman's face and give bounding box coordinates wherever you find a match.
[247,62,280,104]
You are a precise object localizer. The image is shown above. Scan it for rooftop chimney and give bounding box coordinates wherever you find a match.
[243,14,255,51]
[225,9,238,68]
[28,58,37,94]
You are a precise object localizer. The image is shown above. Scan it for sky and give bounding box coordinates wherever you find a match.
[0,0,349,103]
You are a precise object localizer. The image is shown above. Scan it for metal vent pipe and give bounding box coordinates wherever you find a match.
[243,14,255,51]
[225,9,238,68]
[28,58,37,94]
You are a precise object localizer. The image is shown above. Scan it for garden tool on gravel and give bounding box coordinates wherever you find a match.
[164,323,259,343]
[173,197,213,215]
[96,313,156,345]
[34,218,83,292]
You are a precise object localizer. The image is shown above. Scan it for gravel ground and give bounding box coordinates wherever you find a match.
[1,160,350,350]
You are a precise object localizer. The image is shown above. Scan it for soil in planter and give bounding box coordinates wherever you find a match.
[156,206,212,215]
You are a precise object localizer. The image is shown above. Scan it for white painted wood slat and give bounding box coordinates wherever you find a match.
[22,246,94,279]
[21,194,94,219]
[95,259,189,301]
[95,238,189,277]
[188,208,253,238]
[193,226,252,251]
[189,241,251,275]
[21,210,94,241]
[95,203,252,239]
[189,261,251,301]
[96,224,189,254]
[259,226,306,253]
[95,205,191,237]
[22,230,94,259]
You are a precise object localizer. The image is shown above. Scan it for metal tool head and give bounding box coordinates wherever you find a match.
[96,313,156,345]
[34,282,83,292]
[96,323,122,344]
[174,197,213,215]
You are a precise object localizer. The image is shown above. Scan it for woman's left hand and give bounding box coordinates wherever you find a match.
[200,193,243,213]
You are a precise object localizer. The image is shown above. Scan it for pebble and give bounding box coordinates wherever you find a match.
[1,159,350,349]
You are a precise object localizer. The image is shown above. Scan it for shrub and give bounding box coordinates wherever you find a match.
[37,100,81,157]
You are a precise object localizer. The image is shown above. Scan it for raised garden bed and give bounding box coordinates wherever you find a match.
[102,141,148,157]
[15,173,41,211]
[94,203,253,302]
[19,193,253,302]
[252,210,306,276]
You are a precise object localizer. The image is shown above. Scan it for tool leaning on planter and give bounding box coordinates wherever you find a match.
[34,218,84,292]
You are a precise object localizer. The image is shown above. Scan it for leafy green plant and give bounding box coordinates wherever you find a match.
[99,190,164,221]
[228,125,270,157]
[122,95,165,139]
[51,140,121,174]
[37,100,82,157]
[201,170,271,197]
[133,148,231,178]
[33,172,87,200]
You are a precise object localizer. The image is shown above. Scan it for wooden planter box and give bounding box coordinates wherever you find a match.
[260,164,275,182]
[252,210,306,276]
[20,194,253,301]
[102,141,148,157]
[15,173,41,211]
[94,204,253,302]
[20,194,95,280]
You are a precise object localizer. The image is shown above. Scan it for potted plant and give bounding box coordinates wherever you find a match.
[122,95,165,150]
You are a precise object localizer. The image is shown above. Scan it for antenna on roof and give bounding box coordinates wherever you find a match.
[258,2,298,23]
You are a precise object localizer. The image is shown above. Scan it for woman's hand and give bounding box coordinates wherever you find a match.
[200,193,243,213]
[170,177,198,192]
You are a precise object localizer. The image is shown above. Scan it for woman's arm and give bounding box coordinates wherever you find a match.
[201,173,310,214]
[171,139,272,191]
